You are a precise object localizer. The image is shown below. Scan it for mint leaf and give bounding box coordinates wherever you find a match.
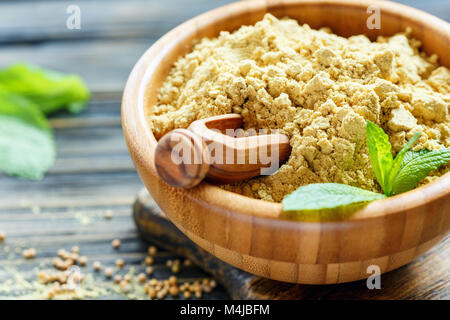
[282,183,386,211]
[0,64,90,115]
[385,132,421,195]
[401,149,430,164]
[0,89,50,130]
[366,120,393,194]
[390,148,450,195]
[0,91,55,179]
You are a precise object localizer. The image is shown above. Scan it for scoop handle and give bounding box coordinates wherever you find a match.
[154,129,210,189]
[154,114,291,189]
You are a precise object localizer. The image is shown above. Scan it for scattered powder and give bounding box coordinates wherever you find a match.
[151,14,450,202]
[74,211,92,225]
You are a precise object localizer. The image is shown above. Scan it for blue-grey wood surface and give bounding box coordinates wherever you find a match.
[0,0,448,300]
[0,0,236,300]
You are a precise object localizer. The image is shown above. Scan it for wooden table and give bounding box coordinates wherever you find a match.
[0,0,448,300]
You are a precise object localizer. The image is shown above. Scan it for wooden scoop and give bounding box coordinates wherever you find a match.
[154,114,291,188]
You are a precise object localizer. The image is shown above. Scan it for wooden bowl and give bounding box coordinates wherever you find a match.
[122,0,450,284]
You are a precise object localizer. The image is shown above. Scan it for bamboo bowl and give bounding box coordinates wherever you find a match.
[122,0,450,284]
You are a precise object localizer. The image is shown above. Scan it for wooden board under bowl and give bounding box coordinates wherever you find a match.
[134,189,449,300]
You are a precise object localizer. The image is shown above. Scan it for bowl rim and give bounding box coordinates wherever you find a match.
[122,0,450,222]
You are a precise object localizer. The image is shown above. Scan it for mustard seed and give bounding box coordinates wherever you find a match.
[23,248,36,259]
[71,272,84,284]
[169,286,179,297]
[203,285,212,293]
[79,256,88,266]
[120,279,128,287]
[156,289,167,299]
[112,239,121,249]
[145,266,154,275]
[137,273,146,284]
[71,246,79,254]
[180,283,188,291]
[183,291,191,299]
[148,288,157,299]
[121,283,131,294]
[166,260,173,267]
[105,267,113,278]
[195,290,202,299]
[168,276,177,286]
[38,271,48,282]
[93,261,102,272]
[124,274,132,283]
[68,253,78,264]
[59,262,70,271]
[53,258,61,267]
[145,256,154,265]
[0,231,5,242]
[114,275,122,284]
[148,246,157,256]
[64,259,74,268]
[171,264,180,274]
[57,249,69,259]
[192,282,201,292]
[115,259,125,268]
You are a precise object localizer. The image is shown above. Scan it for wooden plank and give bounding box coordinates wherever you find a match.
[0,0,236,43]
[0,0,446,45]
[0,171,140,208]
[53,125,127,155]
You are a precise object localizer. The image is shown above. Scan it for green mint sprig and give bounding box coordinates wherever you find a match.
[0,64,90,180]
[389,148,450,195]
[282,121,450,215]
[366,120,449,196]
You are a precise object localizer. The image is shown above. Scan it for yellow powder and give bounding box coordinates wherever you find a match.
[151,14,450,202]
